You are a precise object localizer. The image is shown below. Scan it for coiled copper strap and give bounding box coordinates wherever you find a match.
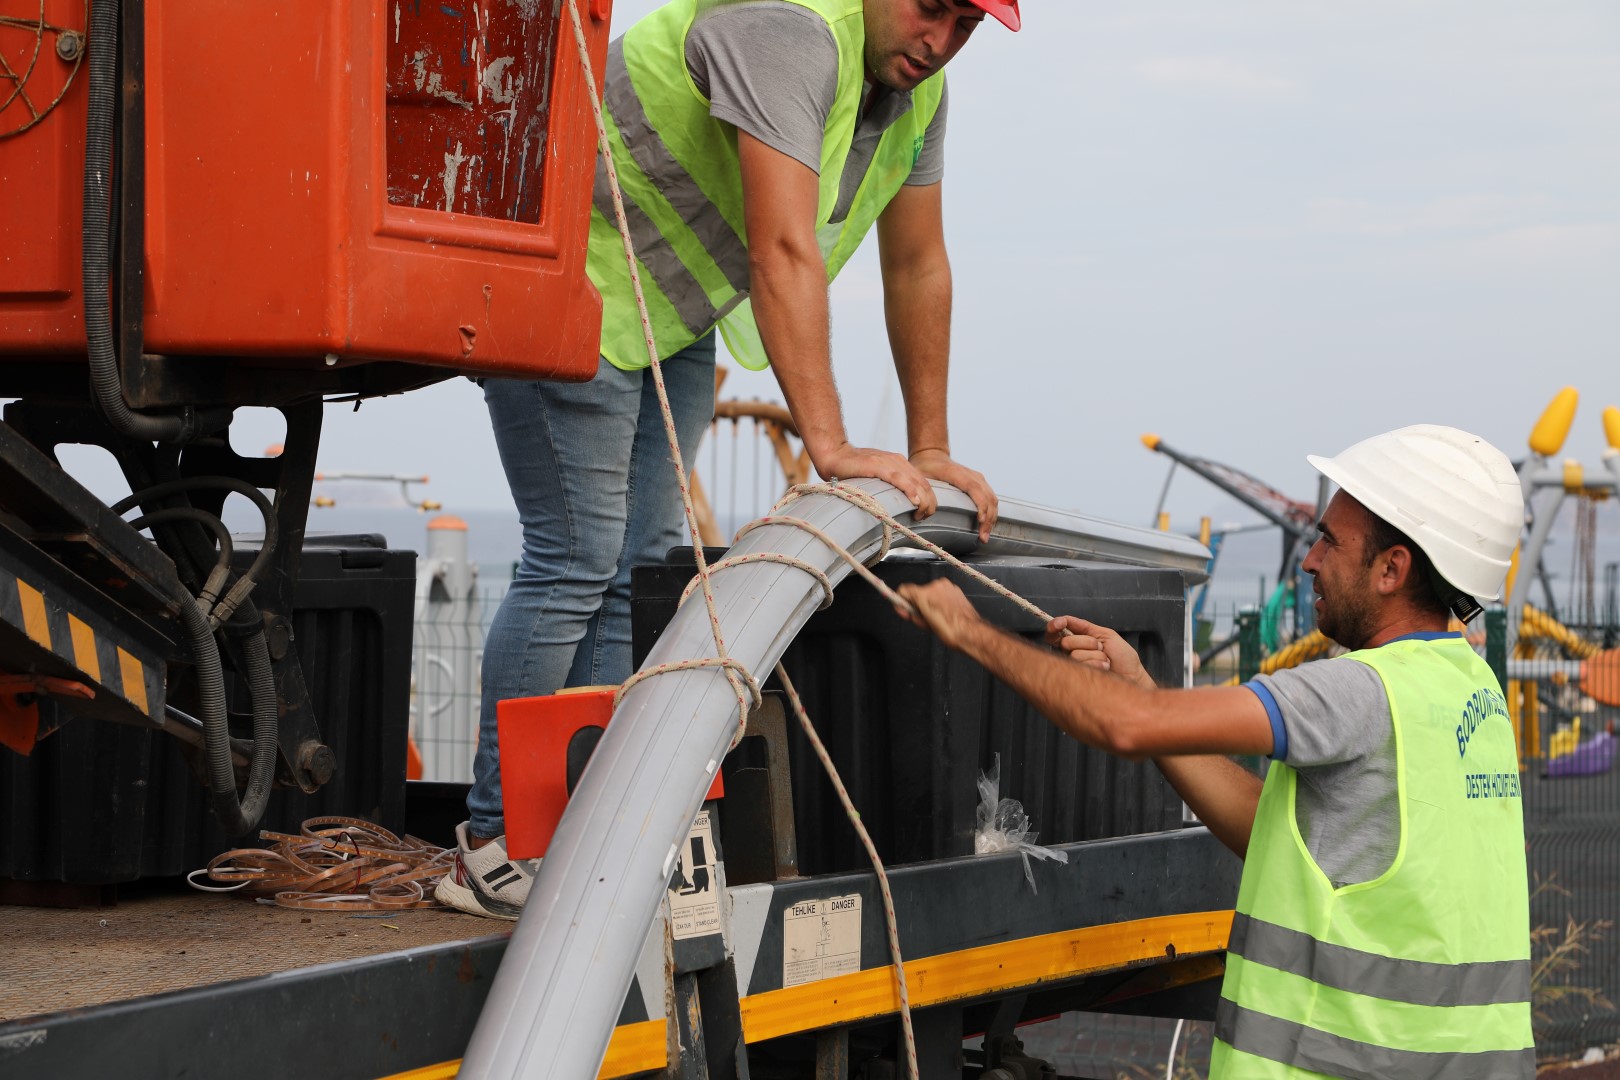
[188,816,454,911]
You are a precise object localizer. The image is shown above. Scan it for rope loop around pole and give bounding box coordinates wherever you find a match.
[615,655,764,718]
[786,481,1060,626]
[679,551,837,612]
[733,514,912,614]
[774,481,896,560]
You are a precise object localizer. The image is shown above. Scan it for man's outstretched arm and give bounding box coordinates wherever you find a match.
[905,583,1271,855]
[1046,616,1263,854]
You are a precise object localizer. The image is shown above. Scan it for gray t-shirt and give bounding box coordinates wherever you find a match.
[1248,656,1399,889]
[684,0,948,208]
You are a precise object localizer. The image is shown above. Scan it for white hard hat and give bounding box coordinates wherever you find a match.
[1307,425,1523,602]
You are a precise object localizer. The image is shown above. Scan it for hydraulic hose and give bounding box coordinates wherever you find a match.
[126,506,234,610]
[236,626,279,826]
[114,476,279,624]
[180,596,275,835]
[82,0,226,442]
[115,478,282,834]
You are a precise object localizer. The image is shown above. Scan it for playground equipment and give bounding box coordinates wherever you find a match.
[1503,389,1620,757]
[1508,389,1619,644]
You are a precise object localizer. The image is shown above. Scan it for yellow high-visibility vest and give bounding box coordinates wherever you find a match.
[585,0,944,371]
[1213,635,1535,1079]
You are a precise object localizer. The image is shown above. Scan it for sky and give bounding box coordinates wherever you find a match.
[91,1,1620,541]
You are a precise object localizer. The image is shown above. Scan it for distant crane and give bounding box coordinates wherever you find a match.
[1141,433,1328,661]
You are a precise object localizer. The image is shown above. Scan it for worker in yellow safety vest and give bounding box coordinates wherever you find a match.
[899,425,1536,1079]
[443,0,1015,921]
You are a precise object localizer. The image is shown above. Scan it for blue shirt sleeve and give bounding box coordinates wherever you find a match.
[1244,680,1288,761]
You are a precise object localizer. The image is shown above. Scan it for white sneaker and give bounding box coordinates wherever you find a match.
[434,822,539,920]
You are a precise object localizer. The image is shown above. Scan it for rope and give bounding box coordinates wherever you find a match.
[735,515,898,605]
[680,551,836,612]
[687,481,1063,632]
[615,655,763,715]
[774,482,1060,626]
[776,664,917,1075]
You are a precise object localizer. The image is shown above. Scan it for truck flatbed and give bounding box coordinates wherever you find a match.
[1,885,502,1022]
[0,829,1239,1079]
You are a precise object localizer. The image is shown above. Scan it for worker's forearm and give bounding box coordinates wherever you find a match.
[1152,755,1263,857]
[749,247,844,463]
[973,621,1263,856]
[918,588,1268,859]
[1079,665,1261,856]
[883,256,953,456]
[954,619,1151,756]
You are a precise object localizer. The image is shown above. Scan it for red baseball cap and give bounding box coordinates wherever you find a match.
[968,0,1020,31]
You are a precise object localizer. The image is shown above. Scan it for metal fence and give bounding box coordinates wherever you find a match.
[1491,608,1620,1060]
[409,521,503,785]
[410,591,495,784]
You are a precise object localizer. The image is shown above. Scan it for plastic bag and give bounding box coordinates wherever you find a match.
[973,753,1068,894]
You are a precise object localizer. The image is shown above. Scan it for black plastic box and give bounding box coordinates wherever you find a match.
[0,534,416,884]
[632,555,1190,877]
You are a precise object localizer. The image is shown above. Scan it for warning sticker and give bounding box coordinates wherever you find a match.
[782,893,862,988]
[669,810,721,941]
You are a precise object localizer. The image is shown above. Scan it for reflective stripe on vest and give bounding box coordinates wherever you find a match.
[600,37,751,302]
[593,154,715,337]
[1212,637,1534,1078]
[1228,913,1531,1008]
[1217,999,1536,1080]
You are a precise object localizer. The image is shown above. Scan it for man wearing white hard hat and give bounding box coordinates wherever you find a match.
[898,425,1535,1078]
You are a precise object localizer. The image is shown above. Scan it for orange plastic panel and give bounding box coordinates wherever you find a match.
[0,1,609,377]
[499,689,724,860]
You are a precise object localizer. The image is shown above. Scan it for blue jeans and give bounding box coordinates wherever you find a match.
[467,336,717,837]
